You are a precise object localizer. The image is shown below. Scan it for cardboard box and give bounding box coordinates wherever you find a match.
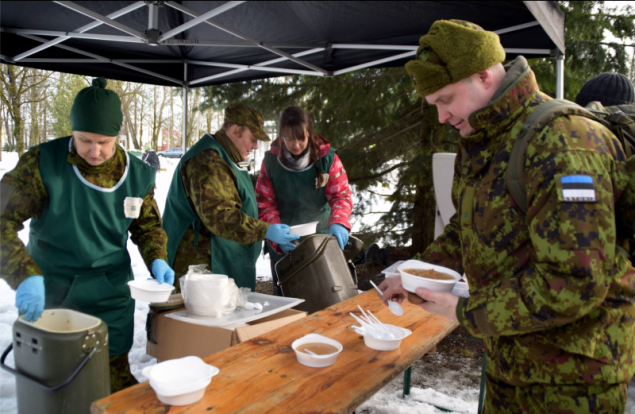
[146,308,307,362]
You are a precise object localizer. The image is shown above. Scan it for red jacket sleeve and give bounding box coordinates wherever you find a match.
[325,154,353,230]
[255,159,282,252]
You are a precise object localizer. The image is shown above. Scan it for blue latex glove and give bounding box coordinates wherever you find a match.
[329,224,349,250]
[280,242,296,254]
[15,276,45,322]
[151,259,175,285]
[266,224,300,246]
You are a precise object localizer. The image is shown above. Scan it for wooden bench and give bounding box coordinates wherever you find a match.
[91,290,458,414]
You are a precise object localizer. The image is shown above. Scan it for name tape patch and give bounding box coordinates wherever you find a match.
[561,175,597,202]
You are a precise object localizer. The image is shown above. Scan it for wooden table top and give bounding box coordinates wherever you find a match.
[91,290,458,414]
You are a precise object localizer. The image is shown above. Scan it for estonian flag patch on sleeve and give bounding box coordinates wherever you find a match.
[561,175,597,202]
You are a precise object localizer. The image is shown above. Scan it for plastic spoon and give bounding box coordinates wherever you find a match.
[303,349,318,356]
[369,280,404,316]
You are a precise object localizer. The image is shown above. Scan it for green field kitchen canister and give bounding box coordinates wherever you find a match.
[1,309,110,414]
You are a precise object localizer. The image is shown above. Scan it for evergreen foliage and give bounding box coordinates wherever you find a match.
[199,1,633,254]
[51,73,88,138]
[530,1,634,99]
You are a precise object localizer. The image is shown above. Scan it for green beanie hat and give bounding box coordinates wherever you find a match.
[405,20,506,98]
[69,77,123,136]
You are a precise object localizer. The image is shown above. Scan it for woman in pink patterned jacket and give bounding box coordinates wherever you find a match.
[255,106,353,295]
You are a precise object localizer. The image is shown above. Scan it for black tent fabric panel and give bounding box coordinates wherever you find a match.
[1,1,563,87]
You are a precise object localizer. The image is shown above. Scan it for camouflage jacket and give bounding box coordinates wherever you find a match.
[422,56,635,386]
[0,142,168,289]
[171,148,268,279]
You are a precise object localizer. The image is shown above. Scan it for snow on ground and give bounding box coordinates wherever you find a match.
[0,151,471,413]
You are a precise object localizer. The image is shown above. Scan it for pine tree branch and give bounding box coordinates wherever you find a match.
[574,40,634,48]
[349,162,408,183]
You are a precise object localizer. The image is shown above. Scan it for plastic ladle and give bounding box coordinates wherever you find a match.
[369,280,404,317]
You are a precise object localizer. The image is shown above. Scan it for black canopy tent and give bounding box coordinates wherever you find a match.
[0,1,565,151]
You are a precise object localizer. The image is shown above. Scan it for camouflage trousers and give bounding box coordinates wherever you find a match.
[484,373,628,414]
[109,352,138,393]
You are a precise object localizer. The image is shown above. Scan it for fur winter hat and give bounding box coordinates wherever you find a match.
[405,20,506,97]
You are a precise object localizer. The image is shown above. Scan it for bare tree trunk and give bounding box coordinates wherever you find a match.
[134,94,140,149]
[42,100,47,143]
[0,102,3,161]
[29,72,41,146]
[139,92,145,150]
[206,108,213,133]
[3,106,12,148]
[411,102,444,255]
[5,66,26,155]
[169,89,174,148]
[186,88,201,148]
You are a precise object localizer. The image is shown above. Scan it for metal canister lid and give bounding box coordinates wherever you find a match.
[149,293,184,311]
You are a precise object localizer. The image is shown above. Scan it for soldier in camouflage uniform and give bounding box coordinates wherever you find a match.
[380,20,635,413]
[162,103,299,292]
[0,78,174,394]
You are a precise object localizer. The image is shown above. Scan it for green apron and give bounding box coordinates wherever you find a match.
[163,134,262,290]
[27,136,155,357]
[263,149,335,263]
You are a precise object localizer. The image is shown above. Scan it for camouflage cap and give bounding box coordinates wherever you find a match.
[405,20,506,97]
[224,103,270,141]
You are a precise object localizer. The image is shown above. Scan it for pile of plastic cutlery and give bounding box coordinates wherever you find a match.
[349,305,397,340]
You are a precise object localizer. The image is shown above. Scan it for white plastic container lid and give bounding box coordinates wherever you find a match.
[142,356,219,397]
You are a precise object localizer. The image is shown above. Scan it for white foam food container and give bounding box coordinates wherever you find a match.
[292,333,343,368]
[397,260,461,294]
[142,356,219,406]
[288,221,319,237]
[128,279,175,303]
[361,324,412,351]
[452,280,470,298]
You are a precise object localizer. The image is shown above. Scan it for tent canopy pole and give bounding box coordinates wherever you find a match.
[556,52,564,99]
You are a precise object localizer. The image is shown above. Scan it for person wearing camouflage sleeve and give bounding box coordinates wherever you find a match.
[379,20,635,413]
[163,103,299,292]
[0,77,174,394]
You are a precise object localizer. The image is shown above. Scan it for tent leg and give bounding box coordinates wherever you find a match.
[555,52,564,99]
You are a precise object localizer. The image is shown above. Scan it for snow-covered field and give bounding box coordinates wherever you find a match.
[0,150,472,413]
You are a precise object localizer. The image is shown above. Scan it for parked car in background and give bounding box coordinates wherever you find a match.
[157,147,183,158]
[238,151,257,172]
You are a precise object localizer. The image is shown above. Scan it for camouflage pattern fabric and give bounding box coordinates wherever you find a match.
[483,373,628,414]
[171,147,269,290]
[422,57,635,389]
[224,103,270,142]
[109,352,138,393]
[0,142,168,289]
[171,227,211,293]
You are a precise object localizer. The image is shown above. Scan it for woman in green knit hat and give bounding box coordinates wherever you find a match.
[0,77,174,393]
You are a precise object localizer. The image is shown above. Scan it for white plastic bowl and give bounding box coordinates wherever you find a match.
[128,279,175,303]
[289,221,319,237]
[361,324,412,351]
[397,260,461,294]
[142,356,219,406]
[292,333,343,368]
